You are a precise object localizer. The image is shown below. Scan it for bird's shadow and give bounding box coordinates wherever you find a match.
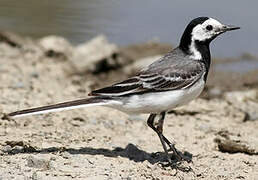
[3,142,192,165]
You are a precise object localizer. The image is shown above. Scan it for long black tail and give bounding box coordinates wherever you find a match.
[8,97,109,118]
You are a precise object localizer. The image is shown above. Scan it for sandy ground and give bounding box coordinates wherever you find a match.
[0,33,258,180]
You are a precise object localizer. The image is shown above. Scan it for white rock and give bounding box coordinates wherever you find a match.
[38,35,73,56]
[72,35,118,73]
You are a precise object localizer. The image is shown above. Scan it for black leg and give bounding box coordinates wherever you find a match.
[147,113,172,164]
[147,113,191,164]
[156,112,182,160]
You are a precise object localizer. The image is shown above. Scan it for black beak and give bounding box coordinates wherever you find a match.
[222,25,240,32]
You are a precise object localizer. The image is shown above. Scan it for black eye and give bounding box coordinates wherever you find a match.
[206,25,213,31]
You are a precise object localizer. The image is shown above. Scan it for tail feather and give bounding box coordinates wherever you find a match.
[8,97,109,118]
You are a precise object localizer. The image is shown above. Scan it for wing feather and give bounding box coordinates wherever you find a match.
[90,48,206,97]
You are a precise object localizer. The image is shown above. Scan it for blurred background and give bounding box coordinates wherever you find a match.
[0,0,257,58]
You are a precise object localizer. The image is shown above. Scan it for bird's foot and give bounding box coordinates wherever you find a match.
[159,160,193,173]
[167,144,192,163]
[162,145,193,172]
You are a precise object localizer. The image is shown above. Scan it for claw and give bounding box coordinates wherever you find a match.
[160,160,192,173]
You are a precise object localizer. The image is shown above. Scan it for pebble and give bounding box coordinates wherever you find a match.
[214,131,258,155]
[1,145,12,153]
[11,146,24,154]
[26,155,50,169]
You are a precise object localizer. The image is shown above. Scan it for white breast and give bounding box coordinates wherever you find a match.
[106,78,205,114]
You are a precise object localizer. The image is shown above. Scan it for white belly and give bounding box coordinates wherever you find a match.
[106,78,205,114]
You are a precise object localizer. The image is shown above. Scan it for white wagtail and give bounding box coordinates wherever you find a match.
[8,17,239,166]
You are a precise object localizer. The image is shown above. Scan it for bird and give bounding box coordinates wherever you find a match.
[8,17,240,168]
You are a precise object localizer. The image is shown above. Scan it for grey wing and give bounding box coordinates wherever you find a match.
[139,59,205,91]
[90,52,205,97]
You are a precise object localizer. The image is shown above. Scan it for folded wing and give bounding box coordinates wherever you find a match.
[90,51,205,97]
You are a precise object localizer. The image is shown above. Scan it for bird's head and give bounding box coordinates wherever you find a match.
[179,17,240,59]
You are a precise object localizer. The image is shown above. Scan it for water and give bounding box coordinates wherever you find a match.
[0,0,257,58]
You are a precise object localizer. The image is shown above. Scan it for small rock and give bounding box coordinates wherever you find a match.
[214,130,258,155]
[5,140,37,153]
[26,155,50,169]
[1,145,12,153]
[11,146,25,154]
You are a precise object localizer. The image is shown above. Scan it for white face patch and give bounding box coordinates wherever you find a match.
[189,18,225,60]
[191,18,224,41]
